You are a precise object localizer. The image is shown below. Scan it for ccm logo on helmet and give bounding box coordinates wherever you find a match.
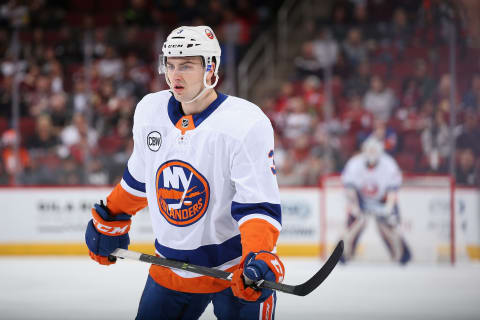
[205,29,214,39]
[156,160,210,227]
[168,44,184,48]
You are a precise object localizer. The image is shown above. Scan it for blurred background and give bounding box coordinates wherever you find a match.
[0,0,479,187]
[0,0,479,319]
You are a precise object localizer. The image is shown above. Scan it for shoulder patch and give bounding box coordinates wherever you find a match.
[147,131,162,152]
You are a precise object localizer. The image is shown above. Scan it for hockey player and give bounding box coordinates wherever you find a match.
[85,26,284,319]
[340,137,410,264]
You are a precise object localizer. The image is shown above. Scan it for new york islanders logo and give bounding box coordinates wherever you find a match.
[155,160,210,227]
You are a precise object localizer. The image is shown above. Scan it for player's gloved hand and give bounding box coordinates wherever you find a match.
[85,201,131,265]
[231,251,285,303]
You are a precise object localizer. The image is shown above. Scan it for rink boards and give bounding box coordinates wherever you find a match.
[0,186,479,262]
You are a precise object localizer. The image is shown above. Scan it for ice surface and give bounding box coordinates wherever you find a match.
[0,257,479,320]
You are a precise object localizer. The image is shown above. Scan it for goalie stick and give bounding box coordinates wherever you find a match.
[109,240,343,296]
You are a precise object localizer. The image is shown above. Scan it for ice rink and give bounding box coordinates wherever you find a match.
[1,257,479,320]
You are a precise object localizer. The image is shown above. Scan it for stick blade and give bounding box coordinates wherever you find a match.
[294,240,344,296]
[266,240,343,296]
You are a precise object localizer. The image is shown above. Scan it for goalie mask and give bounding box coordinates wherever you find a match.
[362,137,384,166]
[160,26,221,103]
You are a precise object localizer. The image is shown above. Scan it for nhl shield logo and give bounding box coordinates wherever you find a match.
[156,160,210,227]
[147,131,162,152]
[181,118,189,128]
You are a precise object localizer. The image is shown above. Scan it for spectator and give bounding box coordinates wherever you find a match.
[301,75,325,112]
[98,46,124,79]
[71,78,88,113]
[456,110,480,156]
[58,156,84,185]
[455,148,479,186]
[381,7,412,50]
[283,97,312,143]
[1,130,31,185]
[312,28,339,71]
[341,93,373,134]
[435,73,460,115]
[87,158,109,185]
[60,113,98,149]
[361,118,398,155]
[351,3,378,43]
[462,73,480,111]
[345,59,371,97]
[402,59,436,106]
[363,75,396,121]
[49,92,70,133]
[342,28,368,68]
[275,151,305,186]
[400,77,421,109]
[26,114,60,151]
[311,123,341,173]
[294,41,323,80]
[420,111,450,172]
[329,2,351,41]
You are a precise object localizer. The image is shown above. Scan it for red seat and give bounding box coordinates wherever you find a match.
[371,63,388,78]
[19,117,36,142]
[402,132,423,154]
[339,135,358,156]
[395,153,416,172]
[403,47,429,60]
[98,135,124,155]
[0,117,8,135]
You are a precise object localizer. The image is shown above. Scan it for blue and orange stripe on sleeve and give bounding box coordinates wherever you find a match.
[107,182,147,216]
[231,201,282,256]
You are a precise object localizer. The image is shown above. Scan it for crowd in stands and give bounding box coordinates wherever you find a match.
[0,0,478,187]
[270,0,480,187]
[0,0,279,185]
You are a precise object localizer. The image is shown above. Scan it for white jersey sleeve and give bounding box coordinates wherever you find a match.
[230,117,282,231]
[341,154,360,189]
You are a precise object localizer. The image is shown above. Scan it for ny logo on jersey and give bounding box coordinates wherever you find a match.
[155,160,210,227]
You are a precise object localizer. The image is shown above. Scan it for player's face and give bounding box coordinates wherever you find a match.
[165,57,206,102]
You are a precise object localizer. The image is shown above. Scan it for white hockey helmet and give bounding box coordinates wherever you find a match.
[361,137,384,165]
[161,26,221,76]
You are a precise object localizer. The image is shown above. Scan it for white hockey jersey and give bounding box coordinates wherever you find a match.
[110,90,282,293]
[341,152,402,211]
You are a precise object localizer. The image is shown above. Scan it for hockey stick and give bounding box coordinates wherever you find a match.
[109,240,343,296]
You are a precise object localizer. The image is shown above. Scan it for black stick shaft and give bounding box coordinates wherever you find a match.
[110,240,343,296]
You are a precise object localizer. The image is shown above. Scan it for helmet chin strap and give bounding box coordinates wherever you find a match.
[166,69,219,104]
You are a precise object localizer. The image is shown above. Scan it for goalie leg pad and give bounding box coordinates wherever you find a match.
[342,213,367,263]
[376,218,411,265]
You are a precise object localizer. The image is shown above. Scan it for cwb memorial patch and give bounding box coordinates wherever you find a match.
[155,160,210,226]
[147,131,162,152]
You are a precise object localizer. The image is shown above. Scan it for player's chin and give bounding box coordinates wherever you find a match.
[172,91,185,100]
